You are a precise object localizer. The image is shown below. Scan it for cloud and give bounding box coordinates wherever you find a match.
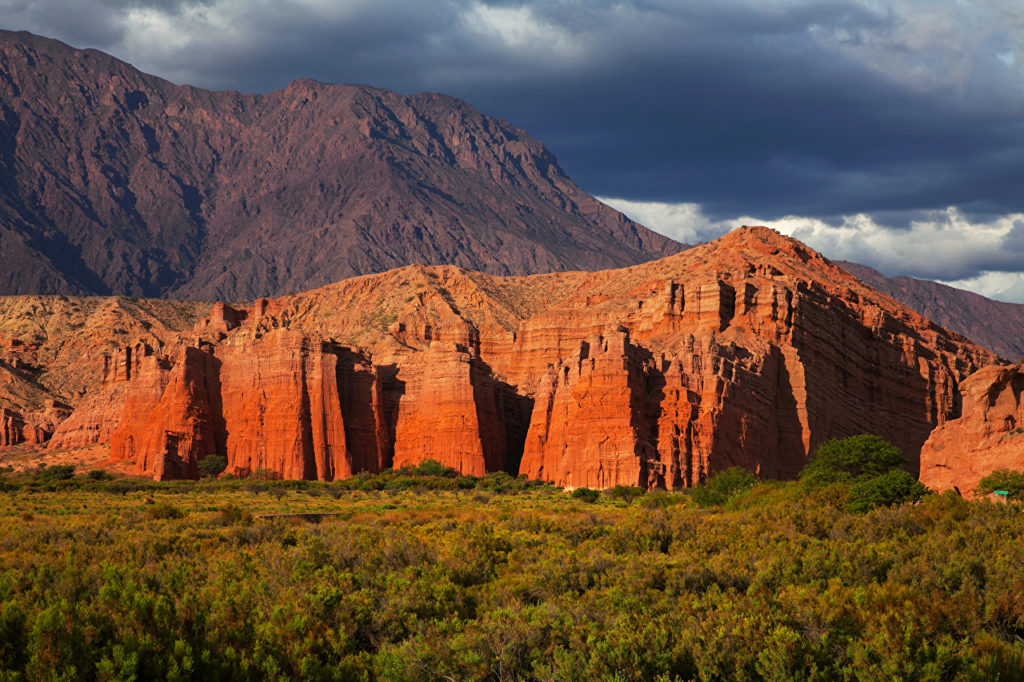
[4,0,1024,289]
[602,196,1024,303]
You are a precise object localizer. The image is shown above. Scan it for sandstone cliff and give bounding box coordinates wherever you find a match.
[0,227,1002,487]
[919,364,1024,495]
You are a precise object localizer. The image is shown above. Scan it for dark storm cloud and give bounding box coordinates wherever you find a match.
[4,0,1024,296]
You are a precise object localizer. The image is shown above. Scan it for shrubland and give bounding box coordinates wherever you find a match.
[0,449,1022,680]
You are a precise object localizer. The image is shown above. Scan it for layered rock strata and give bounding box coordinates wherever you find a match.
[919,364,1024,495]
[0,227,1002,488]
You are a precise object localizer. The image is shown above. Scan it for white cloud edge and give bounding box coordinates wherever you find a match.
[599,196,1024,304]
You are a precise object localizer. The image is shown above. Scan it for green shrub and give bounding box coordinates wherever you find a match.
[976,469,1024,500]
[219,503,252,525]
[847,469,928,513]
[197,454,228,478]
[800,434,904,487]
[34,464,76,481]
[692,466,758,507]
[606,485,645,503]
[86,469,112,481]
[411,459,457,477]
[144,502,183,520]
[570,487,600,503]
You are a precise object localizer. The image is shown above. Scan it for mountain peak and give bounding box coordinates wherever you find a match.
[0,31,682,300]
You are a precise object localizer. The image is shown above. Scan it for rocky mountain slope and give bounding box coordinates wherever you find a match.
[0,30,680,300]
[839,261,1024,360]
[0,226,999,488]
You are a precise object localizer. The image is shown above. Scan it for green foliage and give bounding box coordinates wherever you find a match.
[976,468,1024,499]
[410,459,456,477]
[800,435,926,512]
[86,469,112,481]
[847,469,928,513]
[570,487,600,503]
[0,476,1023,679]
[197,454,228,478]
[800,434,904,487]
[33,464,75,481]
[692,466,758,507]
[143,502,183,520]
[605,485,645,503]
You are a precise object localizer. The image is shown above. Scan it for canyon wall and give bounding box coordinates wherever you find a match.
[920,364,1024,495]
[0,227,1002,487]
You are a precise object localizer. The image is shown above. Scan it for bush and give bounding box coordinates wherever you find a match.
[571,487,600,503]
[251,468,280,481]
[219,503,252,525]
[976,469,1024,500]
[800,435,904,487]
[692,467,758,507]
[411,459,457,477]
[197,454,228,478]
[34,464,75,481]
[144,502,183,520]
[606,485,645,503]
[847,469,928,512]
[87,469,112,481]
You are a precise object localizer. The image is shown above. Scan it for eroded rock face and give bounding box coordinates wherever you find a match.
[393,341,529,476]
[2,227,1001,487]
[110,347,221,480]
[219,330,358,480]
[919,365,1024,495]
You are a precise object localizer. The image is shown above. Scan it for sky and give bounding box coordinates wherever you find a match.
[4,0,1024,301]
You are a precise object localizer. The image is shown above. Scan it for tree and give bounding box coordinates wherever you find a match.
[799,435,927,511]
[799,434,904,487]
[976,469,1024,500]
[197,454,228,478]
[847,469,928,513]
[692,467,757,507]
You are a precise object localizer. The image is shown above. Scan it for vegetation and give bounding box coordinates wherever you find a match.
[692,467,758,508]
[800,434,927,512]
[570,487,600,503]
[197,455,228,478]
[977,469,1024,500]
[0,469,1020,680]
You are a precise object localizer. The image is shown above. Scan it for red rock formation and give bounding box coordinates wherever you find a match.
[110,347,222,480]
[3,226,1002,488]
[521,331,658,488]
[218,330,348,480]
[392,342,528,475]
[919,364,1024,495]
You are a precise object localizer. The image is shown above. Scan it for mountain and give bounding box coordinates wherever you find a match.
[0,30,681,300]
[0,226,999,488]
[838,261,1024,360]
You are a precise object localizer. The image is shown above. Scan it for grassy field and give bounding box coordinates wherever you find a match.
[0,470,1022,681]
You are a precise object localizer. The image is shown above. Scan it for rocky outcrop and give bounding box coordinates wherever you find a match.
[110,347,222,479]
[521,331,656,488]
[919,364,1024,495]
[2,227,1002,488]
[101,329,391,481]
[393,342,529,476]
[217,330,372,481]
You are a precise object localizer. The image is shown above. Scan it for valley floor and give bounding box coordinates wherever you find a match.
[0,473,1022,680]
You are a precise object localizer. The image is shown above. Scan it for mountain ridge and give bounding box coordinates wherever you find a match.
[837,261,1024,360]
[0,30,682,300]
